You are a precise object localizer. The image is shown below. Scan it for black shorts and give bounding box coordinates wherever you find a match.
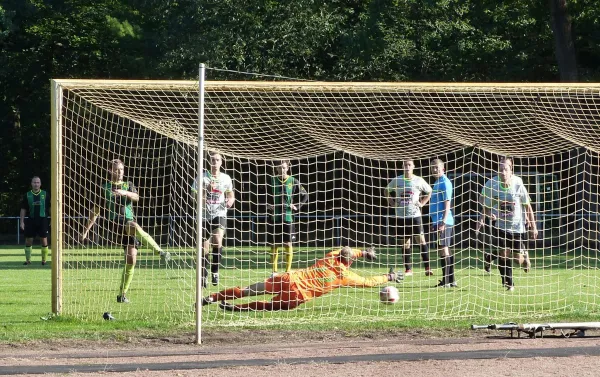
[106,217,137,247]
[391,217,424,239]
[431,224,454,247]
[491,228,524,251]
[24,217,49,238]
[204,216,227,239]
[269,220,296,244]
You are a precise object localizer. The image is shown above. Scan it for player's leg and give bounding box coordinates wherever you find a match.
[283,222,295,272]
[226,297,301,311]
[23,237,33,265]
[269,221,280,274]
[432,225,447,286]
[417,223,432,276]
[118,225,138,303]
[205,281,269,305]
[512,233,530,272]
[23,218,34,265]
[118,245,137,303]
[439,226,456,287]
[131,222,169,261]
[40,238,49,265]
[220,281,301,311]
[210,220,226,285]
[403,236,413,275]
[40,218,50,265]
[200,219,212,288]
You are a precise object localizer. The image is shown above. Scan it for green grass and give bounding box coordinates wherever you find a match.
[2,244,600,343]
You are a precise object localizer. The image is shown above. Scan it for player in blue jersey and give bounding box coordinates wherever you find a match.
[429,159,456,287]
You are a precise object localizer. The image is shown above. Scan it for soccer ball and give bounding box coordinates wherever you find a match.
[379,286,399,304]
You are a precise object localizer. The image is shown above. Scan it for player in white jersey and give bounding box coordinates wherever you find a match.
[477,157,538,291]
[192,152,235,286]
[385,159,433,276]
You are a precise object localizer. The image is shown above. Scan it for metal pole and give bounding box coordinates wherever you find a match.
[195,64,206,344]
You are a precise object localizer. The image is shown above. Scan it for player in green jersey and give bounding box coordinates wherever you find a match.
[81,159,170,303]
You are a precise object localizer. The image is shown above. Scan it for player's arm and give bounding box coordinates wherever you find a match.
[19,194,27,230]
[81,205,101,241]
[438,181,452,227]
[418,179,432,208]
[265,178,274,214]
[476,192,495,233]
[340,270,393,288]
[291,180,308,211]
[525,203,538,239]
[114,181,139,202]
[521,185,538,239]
[225,180,235,208]
[385,181,396,207]
[19,210,26,231]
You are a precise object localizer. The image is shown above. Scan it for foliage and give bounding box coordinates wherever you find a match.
[1,0,599,215]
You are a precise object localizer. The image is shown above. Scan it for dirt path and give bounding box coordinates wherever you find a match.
[2,330,600,376]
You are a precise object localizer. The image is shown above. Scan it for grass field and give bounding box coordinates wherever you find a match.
[2,244,600,343]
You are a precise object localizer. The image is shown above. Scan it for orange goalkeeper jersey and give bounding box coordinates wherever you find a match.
[290,248,389,301]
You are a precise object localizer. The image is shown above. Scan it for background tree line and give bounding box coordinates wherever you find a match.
[0,0,598,218]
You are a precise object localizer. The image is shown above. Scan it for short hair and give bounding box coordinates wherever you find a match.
[431,158,444,167]
[403,159,414,165]
[273,160,291,168]
[31,176,41,182]
[339,246,355,264]
[500,157,513,170]
[110,159,124,168]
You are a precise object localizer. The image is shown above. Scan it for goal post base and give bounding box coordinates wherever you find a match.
[471,322,600,338]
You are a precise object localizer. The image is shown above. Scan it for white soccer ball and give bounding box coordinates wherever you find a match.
[379,286,399,304]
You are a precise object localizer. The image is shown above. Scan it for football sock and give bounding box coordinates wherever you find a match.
[202,254,210,279]
[24,246,32,261]
[284,245,293,272]
[211,247,221,274]
[498,258,507,286]
[135,227,162,254]
[41,246,49,262]
[420,244,430,270]
[404,249,412,270]
[448,255,456,284]
[270,247,279,272]
[505,258,514,287]
[119,264,135,295]
[439,257,447,284]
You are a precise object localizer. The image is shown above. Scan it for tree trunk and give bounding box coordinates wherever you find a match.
[548,0,578,82]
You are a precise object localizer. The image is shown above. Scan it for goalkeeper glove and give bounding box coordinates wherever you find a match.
[363,247,377,261]
[387,267,404,283]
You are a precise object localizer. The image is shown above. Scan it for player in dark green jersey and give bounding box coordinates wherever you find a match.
[19,177,50,265]
[266,160,308,275]
[81,159,170,303]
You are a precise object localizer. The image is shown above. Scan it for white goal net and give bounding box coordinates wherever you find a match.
[52,78,600,326]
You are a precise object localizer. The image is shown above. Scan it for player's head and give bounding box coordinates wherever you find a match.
[274,160,291,177]
[430,159,445,178]
[109,159,125,182]
[209,152,223,171]
[338,246,356,266]
[499,157,513,182]
[403,159,415,176]
[30,176,41,191]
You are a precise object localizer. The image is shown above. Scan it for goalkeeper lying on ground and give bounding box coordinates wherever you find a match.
[201,246,403,311]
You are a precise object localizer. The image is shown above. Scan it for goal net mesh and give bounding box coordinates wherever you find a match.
[56,80,600,325]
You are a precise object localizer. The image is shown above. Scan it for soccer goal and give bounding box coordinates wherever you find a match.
[51,72,600,335]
